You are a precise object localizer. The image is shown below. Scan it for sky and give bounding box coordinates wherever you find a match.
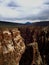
[0,0,49,23]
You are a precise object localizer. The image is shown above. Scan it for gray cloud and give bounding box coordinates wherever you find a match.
[45,2,49,5]
[0,0,3,3]
[0,5,49,21]
[44,0,49,5]
[17,8,49,20]
[7,1,19,8]
[0,0,49,23]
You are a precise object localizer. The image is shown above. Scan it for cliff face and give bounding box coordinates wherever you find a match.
[0,28,25,65]
[0,25,49,65]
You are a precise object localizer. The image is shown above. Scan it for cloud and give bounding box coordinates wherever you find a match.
[0,0,49,23]
[44,0,49,5]
[7,1,19,8]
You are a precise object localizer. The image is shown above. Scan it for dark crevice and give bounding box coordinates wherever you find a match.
[19,46,33,65]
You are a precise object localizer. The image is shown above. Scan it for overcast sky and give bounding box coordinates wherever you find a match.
[0,0,49,23]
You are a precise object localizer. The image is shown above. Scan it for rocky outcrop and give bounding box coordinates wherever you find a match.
[0,28,25,65]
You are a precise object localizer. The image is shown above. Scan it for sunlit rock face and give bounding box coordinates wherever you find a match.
[0,28,25,65]
[11,28,25,64]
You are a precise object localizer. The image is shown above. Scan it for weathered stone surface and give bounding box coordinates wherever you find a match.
[0,28,25,65]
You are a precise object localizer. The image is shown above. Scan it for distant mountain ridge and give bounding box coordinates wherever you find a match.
[25,22,32,25]
[0,21,49,27]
